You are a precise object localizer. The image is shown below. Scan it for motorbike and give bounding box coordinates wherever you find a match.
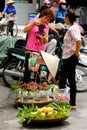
[2,47,25,86]
[0,38,26,80]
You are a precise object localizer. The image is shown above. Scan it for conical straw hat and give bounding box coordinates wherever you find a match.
[41,51,60,78]
[0,12,3,18]
[6,0,15,4]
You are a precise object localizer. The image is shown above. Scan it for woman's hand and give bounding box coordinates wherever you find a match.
[75,51,80,57]
[40,35,47,43]
[34,19,41,26]
[6,13,14,18]
[24,19,42,33]
[75,40,82,57]
[40,33,48,43]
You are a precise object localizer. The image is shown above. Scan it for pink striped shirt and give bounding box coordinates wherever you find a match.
[62,22,82,59]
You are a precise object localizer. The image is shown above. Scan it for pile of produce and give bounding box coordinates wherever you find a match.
[11,82,54,92]
[17,102,71,125]
[19,82,54,91]
[54,93,69,103]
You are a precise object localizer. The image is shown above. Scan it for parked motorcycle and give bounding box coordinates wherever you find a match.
[2,47,25,86]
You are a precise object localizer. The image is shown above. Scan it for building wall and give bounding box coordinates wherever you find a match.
[15,1,36,25]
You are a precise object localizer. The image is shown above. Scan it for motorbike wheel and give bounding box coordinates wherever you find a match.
[2,60,24,87]
[66,65,87,92]
[76,65,87,92]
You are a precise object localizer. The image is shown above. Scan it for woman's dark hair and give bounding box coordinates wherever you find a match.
[52,0,58,3]
[39,8,55,23]
[65,10,79,24]
[39,5,49,13]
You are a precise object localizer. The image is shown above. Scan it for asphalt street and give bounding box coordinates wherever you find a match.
[0,28,87,130]
[0,78,87,130]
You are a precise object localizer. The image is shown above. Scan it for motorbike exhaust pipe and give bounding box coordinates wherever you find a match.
[4,69,23,77]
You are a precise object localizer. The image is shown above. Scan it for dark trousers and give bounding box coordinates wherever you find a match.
[59,54,78,106]
[23,51,40,84]
[8,21,14,36]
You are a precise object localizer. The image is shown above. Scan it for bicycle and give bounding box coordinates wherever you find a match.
[0,16,18,37]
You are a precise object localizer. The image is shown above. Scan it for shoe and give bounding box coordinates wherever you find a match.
[70,105,77,110]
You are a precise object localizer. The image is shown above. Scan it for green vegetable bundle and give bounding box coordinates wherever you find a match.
[17,102,71,125]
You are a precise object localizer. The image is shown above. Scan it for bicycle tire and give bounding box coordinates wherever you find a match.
[76,65,87,92]
[66,65,87,92]
[12,22,18,37]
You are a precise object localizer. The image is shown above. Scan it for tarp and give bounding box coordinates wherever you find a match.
[0,35,15,63]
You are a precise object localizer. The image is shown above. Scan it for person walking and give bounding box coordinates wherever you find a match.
[3,0,16,36]
[58,10,82,110]
[23,8,55,84]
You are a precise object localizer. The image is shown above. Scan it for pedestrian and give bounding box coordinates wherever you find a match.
[43,0,51,8]
[58,10,82,110]
[55,0,67,24]
[3,0,16,36]
[51,0,58,15]
[23,8,55,84]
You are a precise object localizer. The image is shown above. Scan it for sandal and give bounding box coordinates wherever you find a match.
[70,105,77,110]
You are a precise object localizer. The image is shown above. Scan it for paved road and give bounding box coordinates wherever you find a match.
[0,76,87,130]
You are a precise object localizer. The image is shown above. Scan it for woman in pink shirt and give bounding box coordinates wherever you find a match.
[58,11,82,110]
[23,8,55,84]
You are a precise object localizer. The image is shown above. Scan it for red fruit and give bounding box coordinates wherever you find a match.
[42,83,48,88]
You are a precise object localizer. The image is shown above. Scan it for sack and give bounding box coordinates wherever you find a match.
[28,52,39,72]
[28,52,46,72]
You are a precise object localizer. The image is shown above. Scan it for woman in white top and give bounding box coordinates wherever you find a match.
[58,10,82,110]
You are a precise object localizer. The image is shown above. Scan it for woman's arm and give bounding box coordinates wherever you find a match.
[49,23,59,36]
[75,40,82,57]
[23,22,35,33]
[23,19,41,33]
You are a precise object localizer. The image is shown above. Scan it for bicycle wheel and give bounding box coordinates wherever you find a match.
[76,65,87,92]
[66,65,87,92]
[12,22,18,37]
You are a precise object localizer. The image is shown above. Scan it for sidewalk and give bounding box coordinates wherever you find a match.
[17,25,25,30]
[17,25,26,39]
